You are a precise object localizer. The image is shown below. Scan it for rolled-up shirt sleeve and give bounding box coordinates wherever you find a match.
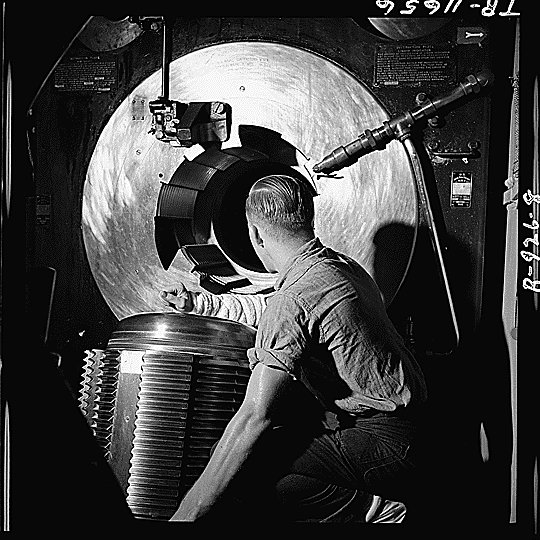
[246,292,309,380]
[190,290,271,328]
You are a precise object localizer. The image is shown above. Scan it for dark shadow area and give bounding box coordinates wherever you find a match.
[6,344,136,530]
[382,223,462,355]
[5,266,135,529]
[238,125,300,167]
[377,221,513,528]
[372,222,416,307]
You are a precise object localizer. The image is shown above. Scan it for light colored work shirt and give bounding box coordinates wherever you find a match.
[247,237,428,415]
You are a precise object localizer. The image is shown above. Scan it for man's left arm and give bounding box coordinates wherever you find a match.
[169,362,292,521]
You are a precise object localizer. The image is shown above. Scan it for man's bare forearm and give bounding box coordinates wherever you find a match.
[170,406,271,521]
[169,363,291,521]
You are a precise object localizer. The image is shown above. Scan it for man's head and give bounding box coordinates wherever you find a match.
[245,174,317,272]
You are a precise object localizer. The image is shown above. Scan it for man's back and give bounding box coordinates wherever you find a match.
[250,237,428,416]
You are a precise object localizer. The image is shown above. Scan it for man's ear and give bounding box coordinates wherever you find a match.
[248,222,265,247]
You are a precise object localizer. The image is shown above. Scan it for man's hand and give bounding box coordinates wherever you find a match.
[159,284,194,312]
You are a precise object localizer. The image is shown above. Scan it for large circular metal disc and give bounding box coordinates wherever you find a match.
[83,41,418,320]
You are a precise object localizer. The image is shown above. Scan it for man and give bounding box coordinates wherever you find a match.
[161,174,428,523]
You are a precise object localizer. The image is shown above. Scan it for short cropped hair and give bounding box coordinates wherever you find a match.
[245,174,316,238]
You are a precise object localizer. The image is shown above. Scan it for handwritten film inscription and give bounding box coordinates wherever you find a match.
[521,189,540,293]
[374,0,520,17]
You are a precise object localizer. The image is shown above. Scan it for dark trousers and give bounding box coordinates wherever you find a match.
[202,410,424,523]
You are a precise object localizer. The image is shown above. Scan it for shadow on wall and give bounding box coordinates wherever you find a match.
[374,222,468,354]
[373,222,513,526]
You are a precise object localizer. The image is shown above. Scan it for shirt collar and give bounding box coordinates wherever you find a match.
[274,237,322,290]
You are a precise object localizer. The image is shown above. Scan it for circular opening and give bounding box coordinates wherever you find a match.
[213,161,311,273]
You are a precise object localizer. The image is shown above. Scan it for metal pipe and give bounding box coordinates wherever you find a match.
[313,71,494,174]
[160,16,170,101]
[401,136,460,349]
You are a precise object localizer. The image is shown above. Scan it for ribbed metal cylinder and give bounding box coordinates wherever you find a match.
[79,312,255,520]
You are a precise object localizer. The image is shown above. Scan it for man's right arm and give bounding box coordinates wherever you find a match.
[159,284,270,328]
[169,362,292,521]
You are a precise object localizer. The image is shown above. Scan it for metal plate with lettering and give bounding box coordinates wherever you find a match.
[36,194,51,226]
[450,171,473,208]
[374,44,456,87]
[54,56,117,92]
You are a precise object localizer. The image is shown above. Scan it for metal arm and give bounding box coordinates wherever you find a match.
[141,15,232,147]
[313,71,494,174]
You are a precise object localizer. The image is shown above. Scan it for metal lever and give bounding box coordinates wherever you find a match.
[431,151,479,159]
[430,141,481,160]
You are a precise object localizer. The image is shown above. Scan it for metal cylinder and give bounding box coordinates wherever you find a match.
[79,312,255,520]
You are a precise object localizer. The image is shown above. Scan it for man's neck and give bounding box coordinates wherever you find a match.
[271,235,315,273]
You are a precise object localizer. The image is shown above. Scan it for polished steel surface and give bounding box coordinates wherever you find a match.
[108,311,256,354]
[83,41,418,320]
